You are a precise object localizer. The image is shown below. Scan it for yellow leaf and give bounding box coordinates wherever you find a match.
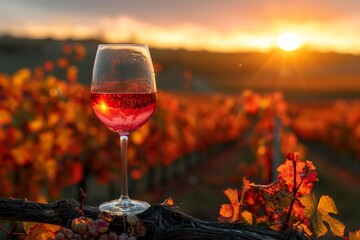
[317,195,345,237]
[39,131,54,153]
[240,210,253,225]
[47,112,60,127]
[28,116,44,132]
[299,193,317,219]
[349,229,360,240]
[293,221,313,237]
[300,194,345,237]
[12,68,31,86]
[67,65,78,82]
[132,124,149,146]
[314,195,345,237]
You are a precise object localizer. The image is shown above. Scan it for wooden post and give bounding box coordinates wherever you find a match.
[272,116,282,182]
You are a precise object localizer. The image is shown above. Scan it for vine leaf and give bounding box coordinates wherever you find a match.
[349,229,360,240]
[219,188,240,222]
[293,221,313,237]
[300,193,317,219]
[300,194,345,238]
[240,177,251,205]
[240,210,253,225]
[23,222,61,240]
[258,180,293,210]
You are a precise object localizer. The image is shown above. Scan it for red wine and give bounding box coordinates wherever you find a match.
[91,92,157,133]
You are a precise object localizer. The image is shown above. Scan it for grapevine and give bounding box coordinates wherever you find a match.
[0,42,359,239]
[290,101,360,162]
[219,152,359,239]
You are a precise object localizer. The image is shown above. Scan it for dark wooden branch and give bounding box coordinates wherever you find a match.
[0,197,308,240]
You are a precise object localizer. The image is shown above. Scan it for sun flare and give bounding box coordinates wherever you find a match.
[100,102,107,112]
[277,33,302,51]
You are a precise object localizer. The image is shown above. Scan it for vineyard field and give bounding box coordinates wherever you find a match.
[0,38,359,239]
[1,36,360,99]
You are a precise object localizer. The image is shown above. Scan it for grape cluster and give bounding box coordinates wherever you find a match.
[54,216,137,240]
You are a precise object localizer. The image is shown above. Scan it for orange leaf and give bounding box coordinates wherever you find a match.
[240,210,253,225]
[349,229,360,240]
[57,57,69,68]
[277,159,317,195]
[162,197,174,206]
[219,204,233,218]
[223,188,239,205]
[223,188,240,222]
[240,177,251,205]
[0,108,12,125]
[23,222,61,240]
[43,61,54,72]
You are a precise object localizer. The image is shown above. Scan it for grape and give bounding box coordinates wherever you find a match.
[71,218,89,235]
[83,231,96,240]
[88,222,99,236]
[54,232,65,240]
[126,214,139,225]
[75,222,88,235]
[98,212,114,222]
[62,228,74,239]
[98,234,110,240]
[119,233,129,240]
[109,232,120,240]
[53,215,139,240]
[95,219,109,233]
[71,233,84,240]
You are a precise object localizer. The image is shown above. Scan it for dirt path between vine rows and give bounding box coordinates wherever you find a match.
[141,141,247,220]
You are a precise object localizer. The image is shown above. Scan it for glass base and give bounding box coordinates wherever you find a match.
[99,198,150,215]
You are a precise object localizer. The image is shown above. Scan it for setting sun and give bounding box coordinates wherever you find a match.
[277,33,302,51]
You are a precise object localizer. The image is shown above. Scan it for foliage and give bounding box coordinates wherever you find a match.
[228,89,306,184]
[0,44,117,200]
[0,43,252,200]
[23,222,61,240]
[219,152,359,239]
[300,194,345,238]
[1,42,358,239]
[290,101,360,161]
[0,42,296,201]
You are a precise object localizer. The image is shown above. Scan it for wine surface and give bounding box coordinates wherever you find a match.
[91,92,157,133]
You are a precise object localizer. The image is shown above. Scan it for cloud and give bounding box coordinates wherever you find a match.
[1,0,360,53]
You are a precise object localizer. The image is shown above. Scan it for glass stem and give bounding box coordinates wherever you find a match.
[119,134,130,201]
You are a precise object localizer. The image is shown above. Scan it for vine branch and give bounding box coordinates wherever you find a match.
[0,197,308,240]
[281,152,297,231]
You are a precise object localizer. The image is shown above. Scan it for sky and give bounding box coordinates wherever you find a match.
[1,0,360,53]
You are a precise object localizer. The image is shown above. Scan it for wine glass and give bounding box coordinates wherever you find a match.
[91,44,157,215]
